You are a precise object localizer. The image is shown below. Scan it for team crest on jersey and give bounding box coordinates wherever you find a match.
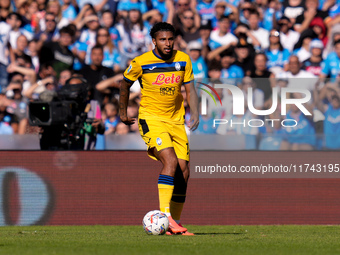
[127,64,132,73]
[175,62,181,71]
[156,138,162,145]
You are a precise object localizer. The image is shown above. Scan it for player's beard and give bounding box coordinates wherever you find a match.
[156,45,173,60]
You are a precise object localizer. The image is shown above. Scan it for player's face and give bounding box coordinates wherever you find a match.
[153,31,174,59]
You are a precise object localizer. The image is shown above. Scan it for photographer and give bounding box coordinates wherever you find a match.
[30,76,104,150]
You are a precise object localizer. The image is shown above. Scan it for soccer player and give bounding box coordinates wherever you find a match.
[119,22,199,235]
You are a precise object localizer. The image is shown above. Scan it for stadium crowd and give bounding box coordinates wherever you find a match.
[0,0,340,150]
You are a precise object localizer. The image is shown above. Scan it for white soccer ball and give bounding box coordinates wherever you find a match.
[142,210,169,235]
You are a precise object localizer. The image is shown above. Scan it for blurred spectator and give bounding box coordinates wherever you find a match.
[293,30,315,62]
[265,29,290,73]
[0,112,13,134]
[101,10,121,48]
[44,0,69,30]
[95,72,123,103]
[116,9,152,65]
[79,14,101,64]
[302,39,324,76]
[241,76,264,110]
[7,12,33,50]
[323,24,340,58]
[79,44,115,104]
[58,69,72,88]
[173,0,200,31]
[294,0,328,34]
[280,93,316,150]
[0,93,13,134]
[39,25,75,78]
[239,1,256,25]
[196,20,221,59]
[117,0,148,17]
[13,34,30,62]
[104,101,119,135]
[278,16,300,52]
[262,0,282,31]
[233,23,260,54]
[211,1,228,29]
[234,39,255,76]
[320,39,340,82]
[278,55,317,92]
[4,78,28,134]
[196,0,215,23]
[210,16,237,47]
[282,0,305,22]
[149,0,170,21]
[78,0,110,12]
[187,41,208,79]
[6,59,37,94]
[27,39,39,73]
[315,82,340,149]
[0,0,11,21]
[0,19,11,92]
[309,17,327,46]
[220,49,244,82]
[248,10,269,50]
[68,24,88,71]
[61,0,77,22]
[96,27,121,72]
[177,9,201,45]
[251,53,275,102]
[34,13,59,51]
[115,122,130,135]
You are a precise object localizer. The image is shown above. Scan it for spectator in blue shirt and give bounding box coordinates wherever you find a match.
[265,29,290,72]
[187,41,208,79]
[220,48,244,85]
[320,39,340,82]
[315,82,340,149]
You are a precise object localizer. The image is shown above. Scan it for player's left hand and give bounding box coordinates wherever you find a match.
[189,112,199,131]
[120,116,136,126]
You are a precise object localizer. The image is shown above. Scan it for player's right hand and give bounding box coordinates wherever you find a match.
[120,116,136,125]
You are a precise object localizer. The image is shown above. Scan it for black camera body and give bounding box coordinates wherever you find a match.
[28,82,88,126]
[28,79,89,150]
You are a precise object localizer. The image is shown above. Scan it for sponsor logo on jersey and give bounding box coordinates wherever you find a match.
[152,73,181,86]
[156,138,162,145]
[175,62,181,71]
[160,86,176,96]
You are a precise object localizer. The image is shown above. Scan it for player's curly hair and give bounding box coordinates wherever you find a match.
[149,22,175,39]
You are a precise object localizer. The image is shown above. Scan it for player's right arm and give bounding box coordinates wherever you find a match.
[119,58,142,125]
[119,79,136,125]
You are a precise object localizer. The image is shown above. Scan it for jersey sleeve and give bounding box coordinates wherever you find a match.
[123,58,142,83]
[183,55,194,85]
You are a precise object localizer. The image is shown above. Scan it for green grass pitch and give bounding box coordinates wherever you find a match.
[0,225,340,255]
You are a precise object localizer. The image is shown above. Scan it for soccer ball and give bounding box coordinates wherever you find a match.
[142,210,169,235]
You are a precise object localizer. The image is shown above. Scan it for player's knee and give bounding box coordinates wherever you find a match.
[164,156,178,171]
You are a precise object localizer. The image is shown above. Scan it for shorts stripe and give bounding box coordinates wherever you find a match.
[139,119,149,135]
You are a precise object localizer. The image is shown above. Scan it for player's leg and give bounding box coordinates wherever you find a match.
[153,147,178,216]
[154,147,187,233]
[170,159,188,224]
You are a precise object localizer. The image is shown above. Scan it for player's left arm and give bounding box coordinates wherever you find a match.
[183,55,199,131]
[184,81,199,131]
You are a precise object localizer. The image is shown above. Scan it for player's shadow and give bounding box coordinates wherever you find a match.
[193,232,245,236]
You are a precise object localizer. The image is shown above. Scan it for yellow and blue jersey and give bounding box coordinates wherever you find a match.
[123,50,194,123]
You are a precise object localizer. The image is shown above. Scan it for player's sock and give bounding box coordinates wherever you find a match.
[170,199,185,223]
[170,166,187,222]
[158,174,174,216]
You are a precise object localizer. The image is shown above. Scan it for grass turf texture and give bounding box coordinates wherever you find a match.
[0,225,340,255]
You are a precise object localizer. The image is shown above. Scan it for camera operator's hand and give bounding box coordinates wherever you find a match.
[120,116,136,126]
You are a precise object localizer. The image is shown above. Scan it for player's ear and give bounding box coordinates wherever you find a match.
[152,38,156,46]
